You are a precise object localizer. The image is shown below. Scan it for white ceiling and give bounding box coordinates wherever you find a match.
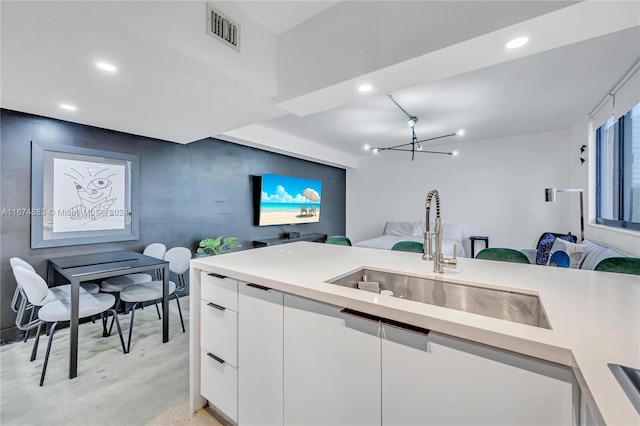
[234,1,340,34]
[1,1,639,168]
[261,26,640,152]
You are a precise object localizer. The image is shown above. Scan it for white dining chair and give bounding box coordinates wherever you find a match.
[118,247,189,352]
[12,266,126,386]
[10,257,100,343]
[99,243,166,302]
[10,257,100,294]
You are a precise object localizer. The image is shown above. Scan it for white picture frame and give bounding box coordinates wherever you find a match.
[31,141,140,248]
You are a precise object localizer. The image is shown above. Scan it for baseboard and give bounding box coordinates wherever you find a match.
[0,326,26,346]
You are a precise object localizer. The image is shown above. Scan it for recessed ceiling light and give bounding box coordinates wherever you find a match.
[59,103,77,111]
[96,61,118,73]
[358,84,373,93]
[505,36,529,49]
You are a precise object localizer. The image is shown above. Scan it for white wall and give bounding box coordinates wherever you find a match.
[346,129,576,256]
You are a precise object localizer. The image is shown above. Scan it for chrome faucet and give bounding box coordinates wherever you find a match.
[423,189,457,273]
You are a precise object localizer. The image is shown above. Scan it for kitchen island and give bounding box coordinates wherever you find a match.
[189,242,639,425]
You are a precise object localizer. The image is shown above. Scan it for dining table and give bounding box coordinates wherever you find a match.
[47,250,170,379]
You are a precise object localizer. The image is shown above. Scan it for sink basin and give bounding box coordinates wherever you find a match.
[327,268,550,329]
[609,363,640,414]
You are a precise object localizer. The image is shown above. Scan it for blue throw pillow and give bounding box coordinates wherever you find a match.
[535,232,574,265]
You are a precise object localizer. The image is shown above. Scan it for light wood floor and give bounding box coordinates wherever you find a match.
[1,296,222,426]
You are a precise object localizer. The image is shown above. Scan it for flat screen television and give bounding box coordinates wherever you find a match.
[258,173,322,226]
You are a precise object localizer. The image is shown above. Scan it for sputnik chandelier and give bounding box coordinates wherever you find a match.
[365,94,464,160]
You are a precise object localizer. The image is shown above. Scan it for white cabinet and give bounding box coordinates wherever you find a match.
[579,393,597,426]
[197,272,577,426]
[238,282,283,426]
[199,273,238,422]
[382,325,575,425]
[283,294,381,426]
[201,349,238,420]
[200,300,238,367]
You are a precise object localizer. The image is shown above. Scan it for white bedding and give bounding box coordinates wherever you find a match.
[354,235,465,257]
[353,221,466,257]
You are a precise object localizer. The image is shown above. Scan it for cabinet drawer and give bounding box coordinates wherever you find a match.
[201,272,238,311]
[201,349,238,422]
[201,300,238,367]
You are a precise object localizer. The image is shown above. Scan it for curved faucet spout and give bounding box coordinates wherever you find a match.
[424,190,440,232]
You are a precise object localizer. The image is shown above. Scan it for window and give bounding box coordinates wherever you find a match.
[596,102,640,231]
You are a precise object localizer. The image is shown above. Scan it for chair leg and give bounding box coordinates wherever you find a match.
[40,321,58,386]
[23,308,35,343]
[114,292,122,312]
[126,303,138,354]
[101,312,109,337]
[180,274,186,292]
[154,300,161,320]
[108,298,125,335]
[174,294,185,333]
[30,323,43,362]
[107,308,127,354]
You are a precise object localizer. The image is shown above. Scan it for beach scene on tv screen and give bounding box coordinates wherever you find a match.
[260,174,322,226]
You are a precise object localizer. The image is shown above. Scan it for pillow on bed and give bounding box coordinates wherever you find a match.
[426,222,464,242]
[550,239,586,269]
[383,221,422,237]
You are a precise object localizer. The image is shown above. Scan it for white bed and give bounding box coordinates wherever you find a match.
[354,221,466,258]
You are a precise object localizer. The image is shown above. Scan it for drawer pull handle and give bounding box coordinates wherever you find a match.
[247,283,271,291]
[206,352,225,364]
[207,272,226,279]
[340,308,430,336]
[207,302,226,311]
[341,308,383,324]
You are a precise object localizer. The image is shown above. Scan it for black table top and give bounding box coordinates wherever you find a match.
[49,250,167,277]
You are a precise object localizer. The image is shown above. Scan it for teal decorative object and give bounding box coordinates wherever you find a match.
[594,257,640,275]
[325,236,352,246]
[476,248,530,264]
[391,241,424,253]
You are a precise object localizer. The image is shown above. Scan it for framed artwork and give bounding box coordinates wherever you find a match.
[31,141,140,248]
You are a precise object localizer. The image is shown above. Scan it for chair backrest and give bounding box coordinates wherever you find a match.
[164,247,192,275]
[9,258,37,313]
[476,248,530,264]
[391,241,424,253]
[143,243,167,260]
[325,236,352,246]
[12,266,50,306]
[594,257,640,275]
[10,257,36,273]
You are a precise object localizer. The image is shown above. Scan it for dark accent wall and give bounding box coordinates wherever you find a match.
[0,109,346,342]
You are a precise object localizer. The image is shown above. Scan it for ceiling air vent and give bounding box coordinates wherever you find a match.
[206,3,241,53]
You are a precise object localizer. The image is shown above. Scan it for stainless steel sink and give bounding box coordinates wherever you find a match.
[327,268,551,329]
[610,363,640,414]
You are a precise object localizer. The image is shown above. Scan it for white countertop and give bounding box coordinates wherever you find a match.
[191,242,640,425]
